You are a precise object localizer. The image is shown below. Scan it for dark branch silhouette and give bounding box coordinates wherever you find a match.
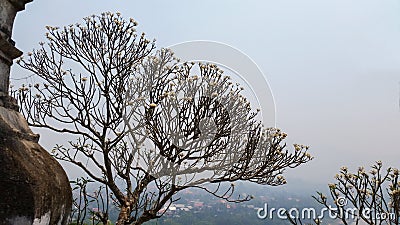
[16,12,312,225]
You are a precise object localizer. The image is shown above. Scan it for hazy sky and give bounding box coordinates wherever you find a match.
[10,0,400,187]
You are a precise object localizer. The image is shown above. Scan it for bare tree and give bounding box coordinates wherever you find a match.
[16,12,312,225]
[289,162,400,225]
[69,177,111,225]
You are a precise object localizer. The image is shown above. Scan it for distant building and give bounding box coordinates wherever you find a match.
[174,204,185,208]
[247,205,255,209]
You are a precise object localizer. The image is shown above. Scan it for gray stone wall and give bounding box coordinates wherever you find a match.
[0,0,17,39]
[0,0,30,95]
[0,107,72,225]
[0,1,72,224]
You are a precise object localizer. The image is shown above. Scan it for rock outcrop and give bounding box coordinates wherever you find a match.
[0,1,72,224]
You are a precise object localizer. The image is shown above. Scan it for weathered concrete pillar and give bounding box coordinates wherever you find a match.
[0,0,26,96]
[0,1,72,224]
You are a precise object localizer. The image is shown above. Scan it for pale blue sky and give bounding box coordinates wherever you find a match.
[11,0,400,186]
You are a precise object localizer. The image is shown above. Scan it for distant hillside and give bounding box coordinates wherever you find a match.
[75,180,336,225]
